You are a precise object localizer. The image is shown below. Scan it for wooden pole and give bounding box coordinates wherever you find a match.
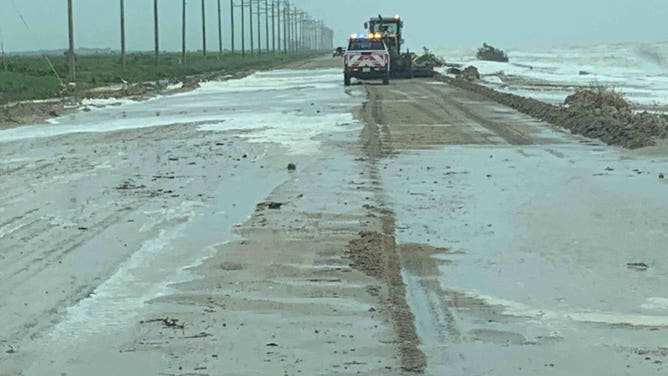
[202,0,207,56]
[1,30,6,72]
[182,0,186,64]
[230,0,235,53]
[241,0,245,57]
[249,0,253,54]
[67,0,76,81]
[298,12,303,52]
[283,1,288,53]
[120,0,126,70]
[271,0,275,53]
[154,0,159,66]
[218,0,223,58]
[256,0,261,54]
[264,0,269,53]
[276,0,281,53]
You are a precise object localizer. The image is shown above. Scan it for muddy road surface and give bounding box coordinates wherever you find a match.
[1,56,667,375]
[362,79,668,375]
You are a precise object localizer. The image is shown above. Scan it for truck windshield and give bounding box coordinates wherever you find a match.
[348,40,385,51]
[370,23,398,34]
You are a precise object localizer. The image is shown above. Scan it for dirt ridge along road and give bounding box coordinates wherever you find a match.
[440,74,668,149]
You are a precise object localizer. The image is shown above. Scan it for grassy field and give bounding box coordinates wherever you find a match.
[0,52,319,105]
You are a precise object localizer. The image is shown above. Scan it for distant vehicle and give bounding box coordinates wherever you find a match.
[343,35,390,86]
[364,14,435,78]
[332,47,344,57]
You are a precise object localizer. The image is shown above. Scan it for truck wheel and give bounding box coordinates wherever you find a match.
[344,74,351,86]
[382,74,390,86]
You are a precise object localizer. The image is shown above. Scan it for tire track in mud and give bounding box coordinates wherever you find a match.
[350,88,427,374]
[353,78,538,373]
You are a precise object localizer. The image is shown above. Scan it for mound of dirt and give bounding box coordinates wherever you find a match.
[442,75,668,149]
[460,66,480,81]
[565,88,630,111]
[0,100,71,130]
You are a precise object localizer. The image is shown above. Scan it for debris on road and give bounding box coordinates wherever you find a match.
[287,163,297,171]
[627,262,649,271]
[162,317,185,329]
[139,317,185,329]
[268,202,283,210]
[256,201,283,211]
[115,179,146,190]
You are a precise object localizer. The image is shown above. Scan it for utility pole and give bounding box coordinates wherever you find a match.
[249,0,254,54]
[264,0,269,53]
[182,0,187,64]
[276,1,281,53]
[283,1,288,53]
[271,0,275,53]
[298,11,304,52]
[256,0,261,54]
[202,0,207,56]
[0,28,6,73]
[120,0,126,71]
[290,5,294,53]
[289,7,295,53]
[67,0,75,82]
[218,0,223,58]
[241,0,246,57]
[230,0,235,53]
[153,0,159,66]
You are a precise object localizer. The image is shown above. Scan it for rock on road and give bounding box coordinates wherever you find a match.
[1,56,667,375]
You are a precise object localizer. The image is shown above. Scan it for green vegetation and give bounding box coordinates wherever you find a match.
[0,52,319,105]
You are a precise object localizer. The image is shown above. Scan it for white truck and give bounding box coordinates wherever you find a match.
[343,35,390,86]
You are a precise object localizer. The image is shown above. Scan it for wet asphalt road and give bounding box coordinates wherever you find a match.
[1,57,668,375]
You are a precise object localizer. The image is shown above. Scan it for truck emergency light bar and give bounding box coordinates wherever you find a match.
[349,33,384,40]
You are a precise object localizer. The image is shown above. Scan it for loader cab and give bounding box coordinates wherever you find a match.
[365,15,404,55]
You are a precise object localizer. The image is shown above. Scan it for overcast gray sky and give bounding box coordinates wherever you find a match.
[1,0,666,52]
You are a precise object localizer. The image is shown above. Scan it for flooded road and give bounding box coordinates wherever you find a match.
[364,80,668,375]
[2,56,668,375]
[1,58,404,375]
